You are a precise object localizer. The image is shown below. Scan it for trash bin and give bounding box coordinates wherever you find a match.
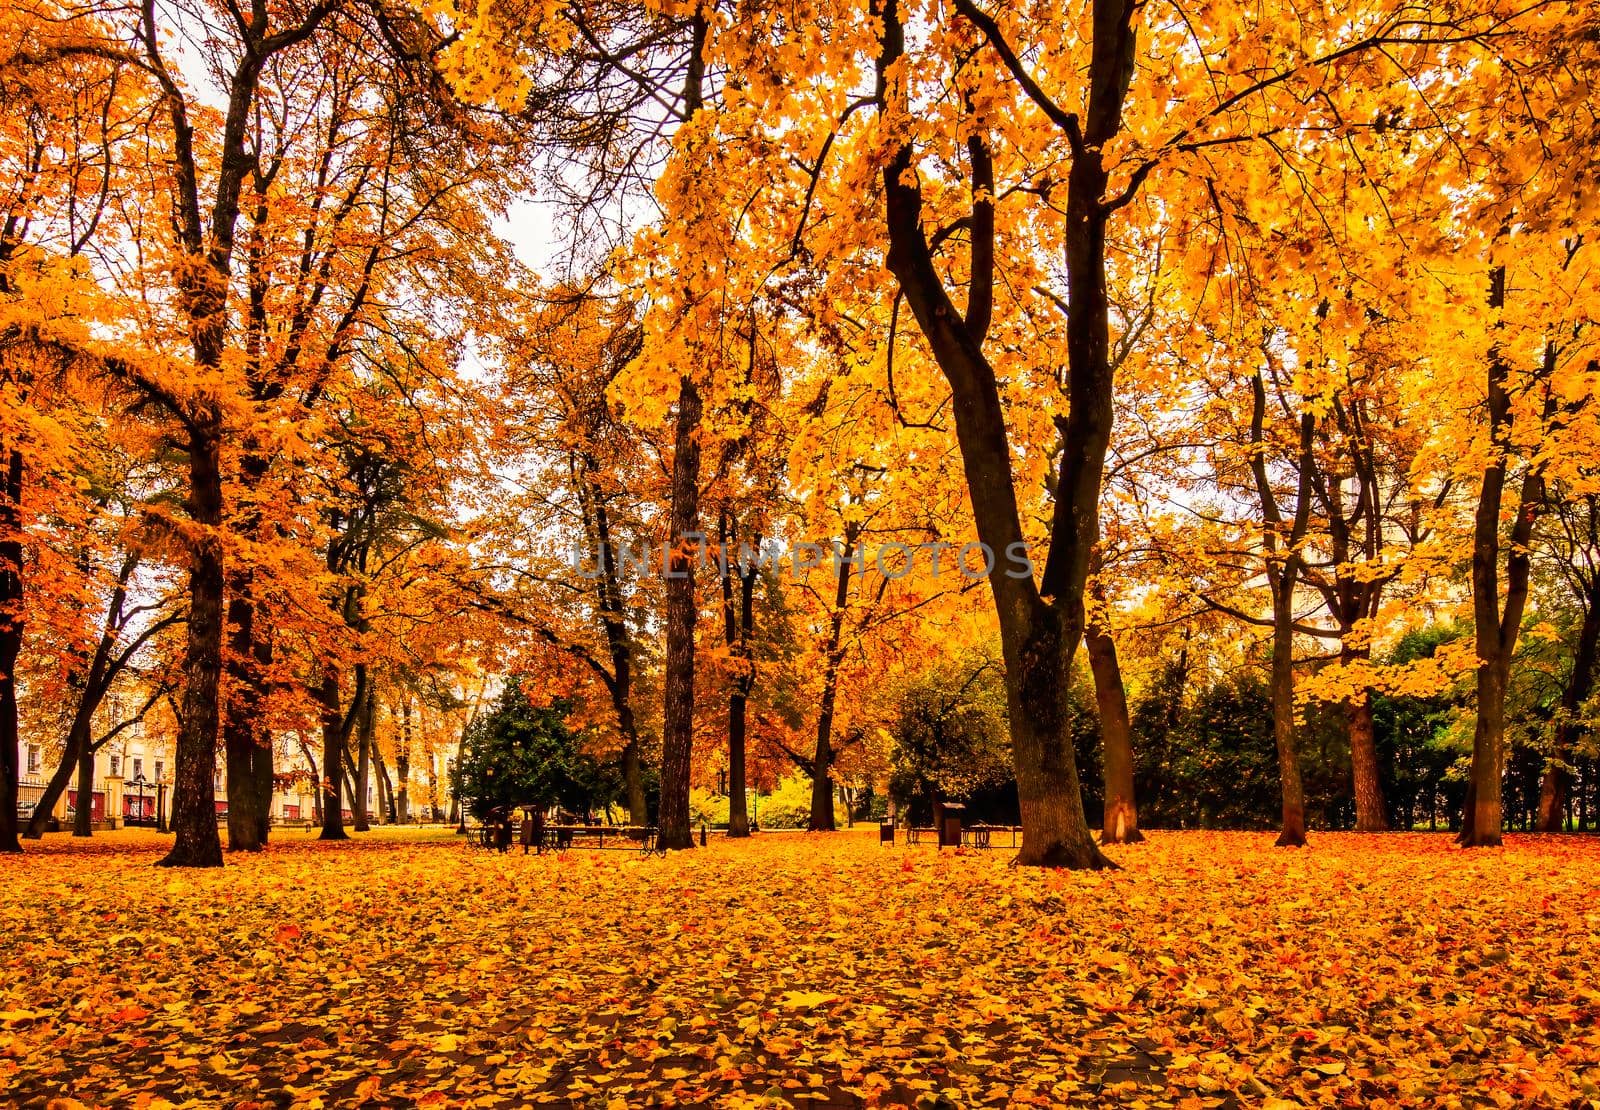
[879,819,895,845]
[933,801,965,847]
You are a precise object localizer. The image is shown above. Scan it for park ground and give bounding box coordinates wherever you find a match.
[1,829,1597,1108]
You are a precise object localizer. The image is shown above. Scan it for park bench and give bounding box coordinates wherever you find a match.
[466,809,662,855]
[961,824,1021,849]
[897,820,1022,849]
[538,823,662,855]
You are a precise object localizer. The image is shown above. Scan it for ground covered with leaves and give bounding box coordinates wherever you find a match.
[1,829,1597,1108]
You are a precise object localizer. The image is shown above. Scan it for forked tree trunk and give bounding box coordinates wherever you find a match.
[1005,604,1108,867]
[877,0,1124,868]
[1461,316,1549,848]
[375,743,396,824]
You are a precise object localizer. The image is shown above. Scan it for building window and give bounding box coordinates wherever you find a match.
[26,745,40,773]
[132,756,143,779]
[154,760,163,783]
[110,754,121,776]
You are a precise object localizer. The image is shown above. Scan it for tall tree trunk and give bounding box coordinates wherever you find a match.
[877,0,1122,868]
[1538,579,1599,830]
[0,448,22,852]
[721,514,757,838]
[1086,616,1141,844]
[1244,375,1315,848]
[808,534,857,833]
[253,738,273,843]
[1270,582,1308,846]
[426,749,439,821]
[728,689,750,836]
[808,731,836,832]
[375,742,396,824]
[1462,317,1549,847]
[353,669,372,832]
[655,10,710,853]
[1004,604,1106,866]
[224,570,267,850]
[657,373,703,851]
[576,453,649,825]
[319,665,348,840]
[73,737,95,837]
[159,418,226,869]
[397,698,412,824]
[1347,684,1387,831]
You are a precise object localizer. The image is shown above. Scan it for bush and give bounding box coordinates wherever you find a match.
[689,788,730,827]
[753,774,814,829]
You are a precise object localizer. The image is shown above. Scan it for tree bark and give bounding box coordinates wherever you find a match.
[728,689,750,836]
[655,9,710,854]
[158,418,227,869]
[224,569,270,850]
[720,510,757,837]
[375,740,396,824]
[319,665,348,840]
[1538,569,1599,830]
[397,698,412,824]
[73,736,95,837]
[0,448,22,852]
[1244,375,1315,848]
[353,668,373,832]
[1086,555,1140,843]
[807,534,858,832]
[1087,622,1141,843]
[578,457,648,825]
[1347,685,1386,831]
[876,0,1120,868]
[1269,581,1308,846]
[1462,305,1549,847]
